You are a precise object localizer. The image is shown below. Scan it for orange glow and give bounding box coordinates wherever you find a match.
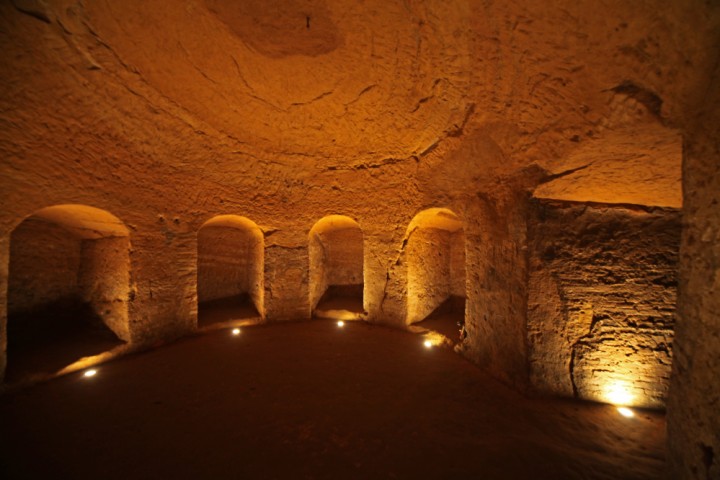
[83,369,98,378]
[421,331,446,349]
[57,349,125,376]
[232,328,241,335]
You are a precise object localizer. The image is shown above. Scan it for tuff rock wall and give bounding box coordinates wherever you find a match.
[316,227,364,288]
[77,236,131,341]
[406,226,465,324]
[8,219,82,314]
[197,224,263,309]
[1,1,719,476]
[407,227,454,324]
[449,230,466,299]
[667,51,720,480]
[527,200,680,409]
[8,217,130,341]
[308,224,364,311]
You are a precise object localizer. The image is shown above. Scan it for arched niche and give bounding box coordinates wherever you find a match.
[197,215,264,326]
[6,204,131,382]
[309,215,364,319]
[406,208,466,334]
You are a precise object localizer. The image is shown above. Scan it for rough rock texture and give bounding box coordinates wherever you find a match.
[528,200,680,409]
[8,218,82,314]
[534,124,683,208]
[8,215,131,344]
[308,216,363,311]
[407,226,465,324]
[0,1,719,476]
[197,223,264,315]
[450,229,466,298]
[78,236,131,341]
[667,50,720,479]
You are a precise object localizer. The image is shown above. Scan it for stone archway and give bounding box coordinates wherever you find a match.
[197,215,264,327]
[5,204,131,382]
[309,215,364,320]
[406,208,466,339]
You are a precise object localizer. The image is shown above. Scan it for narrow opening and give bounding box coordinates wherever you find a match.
[406,208,466,341]
[309,215,364,320]
[6,205,131,382]
[197,215,264,327]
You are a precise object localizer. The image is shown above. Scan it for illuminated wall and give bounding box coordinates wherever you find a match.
[8,218,82,314]
[7,205,132,343]
[308,216,363,311]
[527,200,680,408]
[406,209,465,325]
[197,216,264,316]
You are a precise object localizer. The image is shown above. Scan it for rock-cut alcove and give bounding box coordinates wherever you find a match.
[0,0,718,478]
[197,215,264,327]
[309,215,364,320]
[5,205,131,382]
[406,208,466,341]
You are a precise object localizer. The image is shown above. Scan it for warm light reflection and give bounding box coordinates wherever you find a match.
[605,381,635,406]
[421,331,446,348]
[337,321,345,327]
[232,328,241,335]
[83,369,97,378]
[617,407,635,418]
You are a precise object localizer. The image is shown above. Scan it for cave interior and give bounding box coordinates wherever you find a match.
[0,1,719,479]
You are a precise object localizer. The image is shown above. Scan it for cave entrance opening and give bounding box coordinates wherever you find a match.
[197,215,264,327]
[5,205,131,382]
[406,208,466,342]
[309,215,365,320]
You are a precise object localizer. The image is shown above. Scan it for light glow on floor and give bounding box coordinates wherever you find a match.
[232,328,241,335]
[83,369,97,378]
[617,407,635,418]
[424,340,433,348]
[337,321,345,327]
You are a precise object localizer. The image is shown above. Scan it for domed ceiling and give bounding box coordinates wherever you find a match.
[85,0,474,162]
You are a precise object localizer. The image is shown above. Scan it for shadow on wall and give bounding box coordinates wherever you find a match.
[197,215,264,327]
[5,204,131,382]
[309,215,364,319]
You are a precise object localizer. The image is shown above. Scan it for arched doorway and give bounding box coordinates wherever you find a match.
[406,208,466,339]
[197,215,264,326]
[309,215,364,320]
[6,205,131,381]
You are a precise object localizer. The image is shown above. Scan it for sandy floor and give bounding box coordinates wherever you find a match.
[0,320,666,480]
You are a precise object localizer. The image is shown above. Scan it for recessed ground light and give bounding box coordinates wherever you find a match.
[617,407,635,418]
[83,369,97,378]
[232,328,241,335]
[424,340,433,348]
[337,321,345,327]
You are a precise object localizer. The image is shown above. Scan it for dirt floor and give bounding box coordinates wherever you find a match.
[415,296,467,344]
[5,303,125,384]
[0,320,666,480]
[198,295,260,327]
